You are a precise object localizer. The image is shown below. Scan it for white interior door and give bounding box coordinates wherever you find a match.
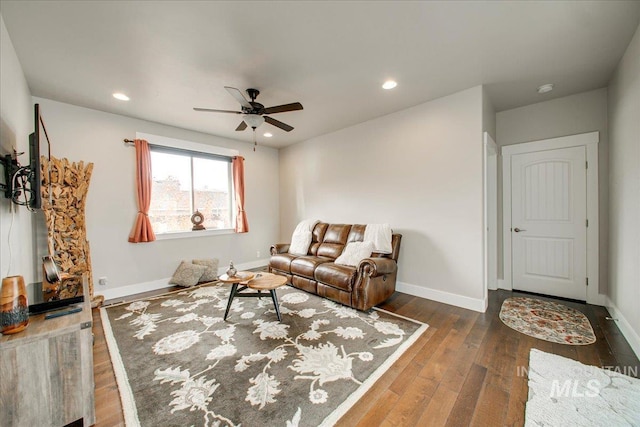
[511,146,587,300]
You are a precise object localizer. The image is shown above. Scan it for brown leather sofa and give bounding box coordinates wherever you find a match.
[269,223,401,311]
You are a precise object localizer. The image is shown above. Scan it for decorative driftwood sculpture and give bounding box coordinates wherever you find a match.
[40,156,101,306]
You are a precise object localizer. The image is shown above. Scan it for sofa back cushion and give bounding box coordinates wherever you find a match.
[347,224,366,243]
[308,223,328,255]
[316,224,351,259]
[305,222,401,262]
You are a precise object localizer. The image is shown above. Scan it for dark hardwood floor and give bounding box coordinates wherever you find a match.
[92,288,639,426]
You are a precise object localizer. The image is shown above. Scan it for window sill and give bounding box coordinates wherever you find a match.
[155,229,235,241]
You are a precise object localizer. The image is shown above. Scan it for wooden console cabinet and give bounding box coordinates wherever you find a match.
[0,275,95,426]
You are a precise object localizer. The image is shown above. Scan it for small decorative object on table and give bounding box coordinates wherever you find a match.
[0,275,29,334]
[226,261,237,278]
[191,210,205,231]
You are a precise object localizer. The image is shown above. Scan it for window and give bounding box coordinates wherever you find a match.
[148,146,234,234]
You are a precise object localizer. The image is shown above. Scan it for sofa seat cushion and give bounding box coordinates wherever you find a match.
[290,256,333,279]
[314,263,357,292]
[270,253,299,273]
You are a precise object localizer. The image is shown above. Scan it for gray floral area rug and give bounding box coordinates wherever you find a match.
[525,349,640,426]
[101,283,427,426]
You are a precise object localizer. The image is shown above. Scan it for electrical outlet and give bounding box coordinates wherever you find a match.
[99,276,108,286]
[256,250,260,258]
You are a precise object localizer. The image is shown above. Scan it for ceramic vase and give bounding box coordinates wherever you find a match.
[226,261,237,278]
[0,275,29,334]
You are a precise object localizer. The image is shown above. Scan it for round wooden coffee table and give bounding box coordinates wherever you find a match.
[220,272,287,321]
[219,271,255,284]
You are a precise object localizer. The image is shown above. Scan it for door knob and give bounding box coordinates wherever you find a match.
[514,227,526,232]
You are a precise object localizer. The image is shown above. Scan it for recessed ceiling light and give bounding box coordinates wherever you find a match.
[537,84,554,94]
[382,80,397,90]
[263,132,273,138]
[113,92,130,101]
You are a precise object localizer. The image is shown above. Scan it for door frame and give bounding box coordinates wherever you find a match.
[484,132,498,300]
[501,131,603,305]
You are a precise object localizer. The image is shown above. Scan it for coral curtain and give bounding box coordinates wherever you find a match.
[232,156,249,233]
[128,139,156,243]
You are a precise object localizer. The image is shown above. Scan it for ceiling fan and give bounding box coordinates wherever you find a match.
[194,87,303,134]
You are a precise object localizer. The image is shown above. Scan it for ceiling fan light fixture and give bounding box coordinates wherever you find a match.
[194,86,300,135]
[243,114,264,129]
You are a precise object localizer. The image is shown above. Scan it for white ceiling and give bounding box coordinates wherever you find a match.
[1,1,639,148]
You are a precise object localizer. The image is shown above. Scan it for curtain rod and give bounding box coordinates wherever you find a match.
[122,138,239,161]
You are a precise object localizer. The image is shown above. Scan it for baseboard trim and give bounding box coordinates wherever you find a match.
[605,297,640,360]
[497,279,511,290]
[99,277,172,302]
[225,259,271,273]
[587,293,607,307]
[97,259,270,302]
[101,263,489,313]
[396,281,487,313]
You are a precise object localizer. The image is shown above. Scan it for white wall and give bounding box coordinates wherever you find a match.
[496,88,609,293]
[279,86,486,311]
[0,15,36,283]
[607,22,640,355]
[32,97,279,297]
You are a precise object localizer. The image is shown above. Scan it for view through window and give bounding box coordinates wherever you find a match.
[148,148,233,233]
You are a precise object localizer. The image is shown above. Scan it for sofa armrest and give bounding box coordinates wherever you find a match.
[270,243,291,255]
[357,257,397,277]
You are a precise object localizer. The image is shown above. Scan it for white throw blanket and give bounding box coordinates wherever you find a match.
[289,219,320,255]
[364,223,393,254]
[335,241,375,267]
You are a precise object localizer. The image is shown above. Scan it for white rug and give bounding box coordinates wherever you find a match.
[526,349,640,426]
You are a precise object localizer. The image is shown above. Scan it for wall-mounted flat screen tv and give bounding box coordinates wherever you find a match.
[0,103,45,209]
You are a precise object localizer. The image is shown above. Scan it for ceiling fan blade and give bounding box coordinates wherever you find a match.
[193,107,242,114]
[264,116,294,132]
[263,102,304,115]
[235,121,247,131]
[225,86,252,109]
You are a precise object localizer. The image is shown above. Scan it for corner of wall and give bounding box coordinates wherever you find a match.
[606,19,640,360]
[606,297,640,359]
[0,14,36,283]
[482,86,496,140]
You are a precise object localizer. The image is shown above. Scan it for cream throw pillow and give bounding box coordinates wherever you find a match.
[169,261,206,287]
[335,241,375,267]
[192,258,219,282]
